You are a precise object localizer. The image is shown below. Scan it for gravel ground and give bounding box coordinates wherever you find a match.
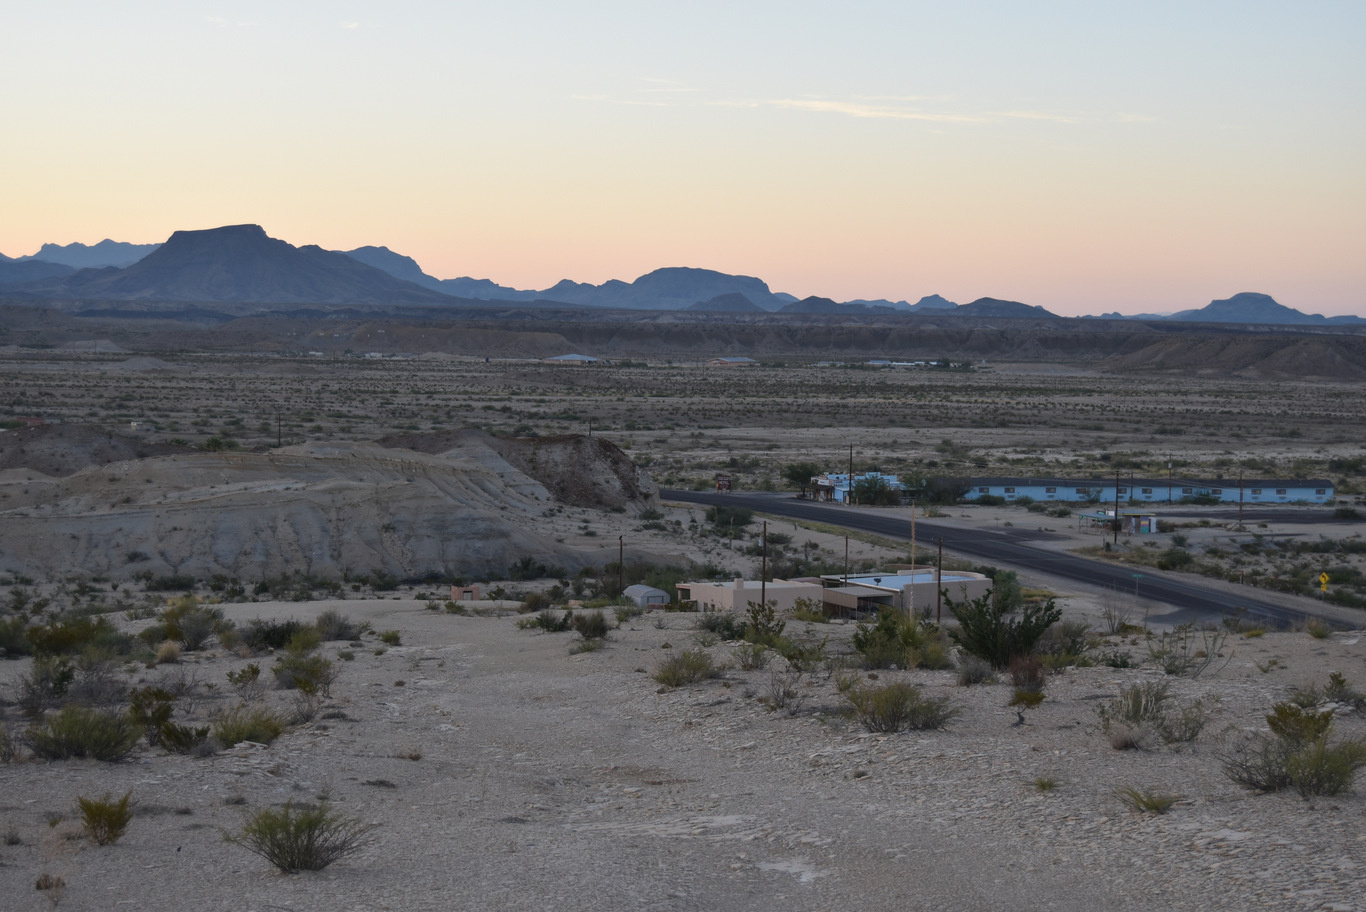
[2,599,1364,912]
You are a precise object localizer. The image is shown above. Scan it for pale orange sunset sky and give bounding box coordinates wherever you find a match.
[1,2,1363,316]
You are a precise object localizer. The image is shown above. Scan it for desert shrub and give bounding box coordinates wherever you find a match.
[1305,618,1333,639]
[696,610,746,641]
[570,610,610,640]
[735,642,771,670]
[946,590,1061,669]
[853,609,951,670]
[516,609,573,632]
[1222,701,1366,796]
[1098,682,1207,749]
[78,791,134,845]
[155,640,182,665]
[1036,620,1093,669]
[1007,654,1045,694]
[26,616,131,657]
[158,598,223,651]
[1266,702,1335,746]
[955,654,996,686]
[744,600,786,646]
[519,591,552,613]
[285,626,322,654]
[1116,786,1180,815]
[846,681,957,733]
[776,637,827,673]
[242,618,305,652]
[653,649,717,687]
[212,705,285,747]
[224,801,376,873]
[18,654,75,717]
[67,650,127,707]
[789,598,826,624]
[227,663,266,701]
[272,653,337,695]
[1283,738,1366,798]
[128,686,210,754]
[1146,625,1229,678]
[765,670,805,714]
[26,706,140,761]
[1323,672,1366,711]
[0,615,32,657]
[378,630,401,646]
[314,610,358,642]
[146,574,196,591]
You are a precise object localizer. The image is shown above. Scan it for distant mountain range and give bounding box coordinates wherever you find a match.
[1,225,1359,325]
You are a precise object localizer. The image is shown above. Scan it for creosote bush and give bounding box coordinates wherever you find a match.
[516,609,573,632]
[695,610,745,642]
[78,790,134,845]
[224,801,376,873]
[653,649,717,687]
[314,610,359,642]
[846,681,957,733]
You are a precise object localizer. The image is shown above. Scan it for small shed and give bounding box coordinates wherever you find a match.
[623,584,670,608]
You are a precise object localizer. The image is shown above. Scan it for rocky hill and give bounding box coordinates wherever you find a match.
[0,428,657,582]
[11,225,454,306]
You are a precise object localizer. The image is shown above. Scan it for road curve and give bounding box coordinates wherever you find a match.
[661,489,1327,628]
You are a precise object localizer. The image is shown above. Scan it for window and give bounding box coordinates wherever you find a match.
[1181,488,1192,494]
[1251,489,1262,495]
[1045,487,1056,493]
[1212,489,1222,495]
[1118,487,1127,494]
[1276,488,1287,495]
[1004,487,1016,494]
[1316,488,1327,495]
[1141,488,1152,495]
[1075,488,1088,495]
[978,487,989,493]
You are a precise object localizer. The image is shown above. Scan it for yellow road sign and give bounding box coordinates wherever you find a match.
[1319,572,1330,584]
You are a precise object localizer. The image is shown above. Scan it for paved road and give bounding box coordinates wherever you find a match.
[662,489,1328,628]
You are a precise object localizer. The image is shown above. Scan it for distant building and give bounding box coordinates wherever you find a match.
[811,472,905,504]
[964,476,1334,505]
[623,584,670,608]
[544,353,599,365]
[707,357,757,367]
[450,584,481,601]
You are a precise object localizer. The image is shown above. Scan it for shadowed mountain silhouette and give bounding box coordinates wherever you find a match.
[17,225,453,305]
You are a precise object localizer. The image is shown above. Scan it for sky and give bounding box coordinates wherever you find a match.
[2,2,1363,316]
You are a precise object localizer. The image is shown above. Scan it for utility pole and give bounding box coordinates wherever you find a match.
[618,535,623,595]
[276,412,282,449]
[760,521,768,611]
[847,443,854,505]
[1113,469,1121,546]
[844,535,849,585]
[909,500,917,619]
[1239,472,1244,527]
[936,537,943,624]
[1167,461,1173,504]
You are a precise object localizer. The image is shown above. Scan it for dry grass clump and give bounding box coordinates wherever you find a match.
[571,609,611,640]
[212,705,286,747]
[653,649,717,687]
[78,790,134,845]
[846,681,957,733]
[224,801,376,873]
[1116,786,1181,814]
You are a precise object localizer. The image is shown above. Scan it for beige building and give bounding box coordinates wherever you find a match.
[675,578,822,613]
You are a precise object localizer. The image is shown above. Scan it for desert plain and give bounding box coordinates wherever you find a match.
[1,347,1365,911]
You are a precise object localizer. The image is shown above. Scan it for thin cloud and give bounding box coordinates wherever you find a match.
[988,110,1080,124]
[773,98,985,123]
[340,21,360,30]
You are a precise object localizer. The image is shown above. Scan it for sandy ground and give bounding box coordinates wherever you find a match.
[2,598,1365,912]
